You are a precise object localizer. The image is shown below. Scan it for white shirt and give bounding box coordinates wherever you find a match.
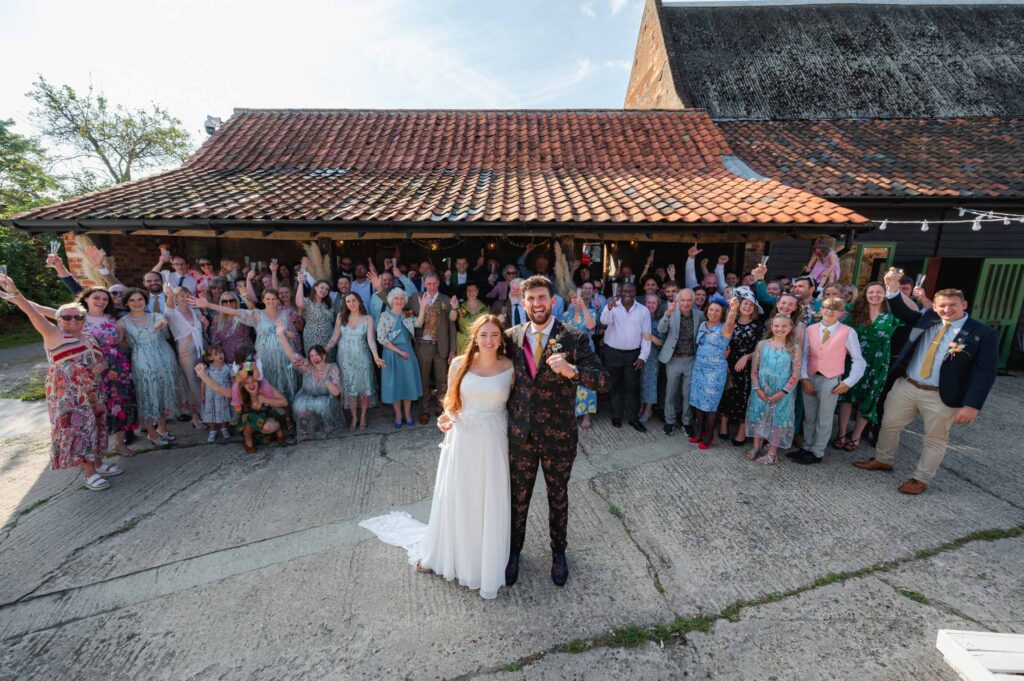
[600,301,652,362]
[145,292,168,314]
[167,272,197,295]
[165,307,206,358]
[799,321,867,386]
[526,317,556,359]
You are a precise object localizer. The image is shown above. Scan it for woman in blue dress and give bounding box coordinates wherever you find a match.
[688,294,739,449]
[377,288,423,428]
[559,291,598,429]
[639,293,666,423]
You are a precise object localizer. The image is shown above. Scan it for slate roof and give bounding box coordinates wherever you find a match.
[657,1,1024,120]
[719,117,1024,199]
[7,109,864,228]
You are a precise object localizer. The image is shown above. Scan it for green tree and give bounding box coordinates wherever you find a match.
[0,119,70,312]
[27,75,192,184]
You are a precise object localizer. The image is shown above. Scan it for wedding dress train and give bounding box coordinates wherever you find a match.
[360,368,513,599]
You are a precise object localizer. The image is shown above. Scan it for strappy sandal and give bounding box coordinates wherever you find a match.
[243,440,256,454]
[841,437,861,452]
[755,452,779,465]
[831,435,850,450]
[84,473,110,491]
[744,446,761,461]
[415,560,434,574]
[95,463,125,477]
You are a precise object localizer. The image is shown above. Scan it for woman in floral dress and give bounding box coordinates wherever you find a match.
[120,289,193,447]
[276,320,344,441]
[296,277,337,361]
[835,282,902,451]
[639,294,666,424]
[559,291,598,428]
[208,290,254,364]
[79,287,139,457]
[327,293,385,431]
[745,314,802,464]
[0,275,125,491]
[451,282,488,355]
[277,283,304,357]
[719,288,764,446]
[192,288,299,402]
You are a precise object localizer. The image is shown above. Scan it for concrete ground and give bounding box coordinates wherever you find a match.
[0,340,1021,680]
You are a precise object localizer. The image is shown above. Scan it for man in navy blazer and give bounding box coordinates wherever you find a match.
[853,268,998,495]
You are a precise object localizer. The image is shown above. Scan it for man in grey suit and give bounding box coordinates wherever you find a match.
[409,272,457,424]
[657,288,705,436]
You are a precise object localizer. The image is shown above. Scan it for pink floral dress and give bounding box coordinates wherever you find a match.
[85,316,138,435]
[46,334,107,469]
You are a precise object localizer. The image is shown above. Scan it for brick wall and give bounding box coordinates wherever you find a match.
[624,0,685,109]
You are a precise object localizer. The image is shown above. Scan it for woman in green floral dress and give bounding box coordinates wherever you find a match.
[451,282,489,355]
[835,282,902,451]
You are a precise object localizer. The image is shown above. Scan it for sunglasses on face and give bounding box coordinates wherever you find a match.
[220,298,238,304]
[60,314,85,321]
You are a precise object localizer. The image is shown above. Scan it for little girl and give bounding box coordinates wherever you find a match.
[201,345,233,442]
[744,314,801,464]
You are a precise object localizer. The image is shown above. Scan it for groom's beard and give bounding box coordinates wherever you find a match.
[528,307,551,326]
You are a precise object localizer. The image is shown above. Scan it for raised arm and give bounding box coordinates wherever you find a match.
[715,255,728,293]
[274,318,304,365]
[45,254,85,295]
[882,268,923,325]
[294,275,306,311]
[245,271,258,306]
[685,243,701,289]
[195,364,232,398]
[721,297,740,340]
[188,294,244,317]
[0,276,62,346]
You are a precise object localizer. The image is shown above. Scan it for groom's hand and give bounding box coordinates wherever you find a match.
[547,353,577,379]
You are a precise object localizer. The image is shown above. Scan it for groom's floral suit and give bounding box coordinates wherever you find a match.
[505,319,609,555]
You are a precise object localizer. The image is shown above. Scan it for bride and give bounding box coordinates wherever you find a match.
[360,314,514,599]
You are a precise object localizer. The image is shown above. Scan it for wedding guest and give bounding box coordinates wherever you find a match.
[753,265,820,325]
[689,295,739,449]
[745,314,802,464]
[163,283,207,427]
[142,272,169,314]
[853,271,998,495]
[78,287,138,456]
[275,322,344,441]
[486,263,521,304]
[295,270,337,360]
[379,288,424,428]
[152,251,198,295]
[804,239,841,290]
[0,276,124,491]
[108,284,130,320]
[208,291,254,364]
[194,258,217,296]
[835,283,902,451]
[600,282,652,432]
[790,297,866,465]
[684,245,723,297]
[330,275,353,315]
[658,288,705,436]
[452,282,488,354]
[351,262,373,309]
[119,288,191,447]
[693,287,708,311]
[192,288,299,402]
[493,277,526,326]
[639,293,666,423]
[411,273,456,424]
[719,287,763,446]
[203,277,228,320]
[559,290,598,429]
[199,346,233,442]
[197,362,287,453]
[326,293,384,431]
[442,256,484,296]
[276,283,304,356]
[640,275,661,301]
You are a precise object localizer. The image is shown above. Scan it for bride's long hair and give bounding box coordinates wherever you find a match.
[443,314,506,415]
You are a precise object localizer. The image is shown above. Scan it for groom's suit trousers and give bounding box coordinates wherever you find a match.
[509,435,575,555]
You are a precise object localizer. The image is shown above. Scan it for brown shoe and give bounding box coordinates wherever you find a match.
[418,413,430,425]
[853,458,894,472]
[898,479,928,495]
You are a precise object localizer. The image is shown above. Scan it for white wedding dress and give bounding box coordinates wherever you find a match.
[360,367,513,599]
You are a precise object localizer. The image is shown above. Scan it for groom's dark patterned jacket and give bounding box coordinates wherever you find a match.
[505,319,609,454]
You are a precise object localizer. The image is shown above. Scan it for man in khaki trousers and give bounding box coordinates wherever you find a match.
[410,272,456,424]
[853,268,998,495]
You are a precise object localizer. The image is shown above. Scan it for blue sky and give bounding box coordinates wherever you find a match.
[1,0,645,150]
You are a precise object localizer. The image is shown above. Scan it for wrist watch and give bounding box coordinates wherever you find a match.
[570,365,580,381]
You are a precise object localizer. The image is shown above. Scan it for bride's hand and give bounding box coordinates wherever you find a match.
[437,412,455,432]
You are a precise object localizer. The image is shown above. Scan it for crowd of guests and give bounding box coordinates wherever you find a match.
[2,238,997,497]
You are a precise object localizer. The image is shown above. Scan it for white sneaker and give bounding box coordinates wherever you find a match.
[207,431,217,443]
[220,427,231,439]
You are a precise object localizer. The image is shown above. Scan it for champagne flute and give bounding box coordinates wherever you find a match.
[0,265,13,299]
[49,240,61,255]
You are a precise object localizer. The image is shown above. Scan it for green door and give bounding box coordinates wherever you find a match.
[973,258,1024,369]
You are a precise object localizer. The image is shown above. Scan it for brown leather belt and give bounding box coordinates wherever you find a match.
[906,378,939,392]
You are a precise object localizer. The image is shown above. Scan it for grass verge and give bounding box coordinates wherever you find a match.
[0,318,40,350]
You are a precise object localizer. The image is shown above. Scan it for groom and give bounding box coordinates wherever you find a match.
[505,275,609,586]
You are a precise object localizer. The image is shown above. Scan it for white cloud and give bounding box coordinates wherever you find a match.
[522,58,595,106]
[579,2,597,17]
[610,0,630,15]
[604,59,632,71]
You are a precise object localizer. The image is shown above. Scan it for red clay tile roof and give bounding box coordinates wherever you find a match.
[719,117,1024,199]
[10,109,864,226]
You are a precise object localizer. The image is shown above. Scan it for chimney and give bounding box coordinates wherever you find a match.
[204,115,223,135]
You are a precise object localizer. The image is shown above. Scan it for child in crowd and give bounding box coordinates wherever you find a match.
[201,345,233,442]
[745,314,801,464]
[791,297,866,464]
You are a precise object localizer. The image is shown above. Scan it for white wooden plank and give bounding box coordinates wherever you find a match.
[948,631,1024,654]
[971,651,1024,674]
[938,630,998,681]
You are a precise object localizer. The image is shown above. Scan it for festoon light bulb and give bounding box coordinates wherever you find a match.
[920,220,929,232]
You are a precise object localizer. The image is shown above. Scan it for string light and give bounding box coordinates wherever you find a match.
[870,207,1024,234]
[920,220,929,232]
[878,219,888,231]
[958,208,965,217]
[972,218,982,231]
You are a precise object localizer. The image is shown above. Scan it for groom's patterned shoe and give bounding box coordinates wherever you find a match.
[505,553,520,587]
[551,552,568,587]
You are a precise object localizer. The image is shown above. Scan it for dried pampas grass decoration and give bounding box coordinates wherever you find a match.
[70,234,109,285]
[301,242,331,282]
[554,240,573,300]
